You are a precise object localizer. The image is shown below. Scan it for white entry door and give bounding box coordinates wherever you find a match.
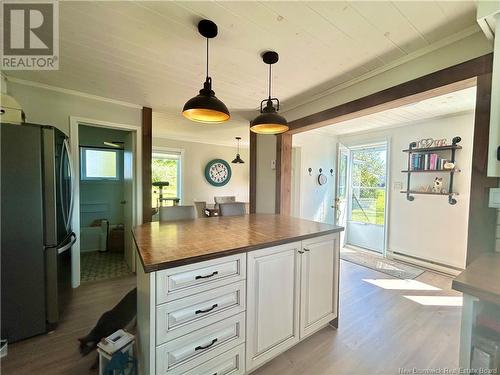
[346,143,387,253]
[334,144,350,247]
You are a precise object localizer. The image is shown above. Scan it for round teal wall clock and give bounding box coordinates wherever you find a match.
[205,159,232,186]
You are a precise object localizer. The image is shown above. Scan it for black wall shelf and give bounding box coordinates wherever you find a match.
[401,136,461,205]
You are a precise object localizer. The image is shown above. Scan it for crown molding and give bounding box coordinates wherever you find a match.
[153,133,250,149]
[5,76,143,109]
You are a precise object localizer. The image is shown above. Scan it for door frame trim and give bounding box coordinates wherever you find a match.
[69,116,142,288]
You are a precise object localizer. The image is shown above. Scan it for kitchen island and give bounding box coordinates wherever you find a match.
[133,214,343,375]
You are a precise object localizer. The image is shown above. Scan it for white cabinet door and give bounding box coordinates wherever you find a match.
[246,242,301,372]
[300,234,339,339]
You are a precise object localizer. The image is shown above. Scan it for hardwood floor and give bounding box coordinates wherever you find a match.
[253,260,462,375]
[1,275,136,375]
[1,260,461,375]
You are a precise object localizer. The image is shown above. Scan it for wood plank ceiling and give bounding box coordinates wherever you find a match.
[311,86,477,136]
[5,1,477,145]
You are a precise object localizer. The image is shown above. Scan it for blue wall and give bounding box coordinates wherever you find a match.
[79,125,127,227]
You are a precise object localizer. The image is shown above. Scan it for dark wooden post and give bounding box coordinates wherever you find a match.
[249,130,257,214]
[142,107,152,223]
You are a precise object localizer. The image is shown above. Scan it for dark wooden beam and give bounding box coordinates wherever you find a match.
[142,107,152,223]
[249,130,257,214]
[288,53,493,133]
[275,133,292,215]
[466,72,498,265]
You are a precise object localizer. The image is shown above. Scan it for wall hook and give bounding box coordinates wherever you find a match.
[308,167,312,176]
[330,169,334,176]
[319,168,323,173]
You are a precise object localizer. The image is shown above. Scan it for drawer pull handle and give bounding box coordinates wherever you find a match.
[195,271,219,280]
[195,304,218,314]
[195,338,218,351]
[303,248,310,252]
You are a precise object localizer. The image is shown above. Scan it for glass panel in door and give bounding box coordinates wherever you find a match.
[346,145,387,253]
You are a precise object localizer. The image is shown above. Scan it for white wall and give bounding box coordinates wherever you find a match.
[292,132,337,224]
[255,135,276,214]
[338,112,475,269]
[7,81,142,135]
[152,137,249,205]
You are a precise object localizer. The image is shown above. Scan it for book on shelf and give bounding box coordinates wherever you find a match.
[410,153,447,171]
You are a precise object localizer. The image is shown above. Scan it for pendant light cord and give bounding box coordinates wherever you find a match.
[206,38,209,79]
[268,64,272,99]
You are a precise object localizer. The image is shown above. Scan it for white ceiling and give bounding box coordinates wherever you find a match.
[5,1,478,145]
[312,86,477,137]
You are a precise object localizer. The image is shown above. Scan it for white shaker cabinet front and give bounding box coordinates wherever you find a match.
[300,234,339,338]
[245,233,339,372]
[245,242,301,372]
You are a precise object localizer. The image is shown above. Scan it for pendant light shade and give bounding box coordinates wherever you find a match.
[231,137,245,164]
[250,51,288,134]
[182,20,230,123]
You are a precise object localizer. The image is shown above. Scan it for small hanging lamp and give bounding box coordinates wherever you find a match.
[250,51,288,135]
[231,137,245,164]
[182,20,230,123]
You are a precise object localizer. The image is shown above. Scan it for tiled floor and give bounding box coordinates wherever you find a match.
[80,251,132,283]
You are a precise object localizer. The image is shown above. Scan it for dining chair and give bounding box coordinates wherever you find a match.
[219,202,246,217]
[159,205,196,222]
[193,201,207,218]
[214,196,236,210]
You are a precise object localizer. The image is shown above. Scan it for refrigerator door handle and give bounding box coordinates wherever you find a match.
[64,139,75,232]
[57,232,76,254]
[59,139,75,233]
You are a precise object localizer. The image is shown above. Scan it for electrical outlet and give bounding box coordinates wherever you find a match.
[271,160,276,170]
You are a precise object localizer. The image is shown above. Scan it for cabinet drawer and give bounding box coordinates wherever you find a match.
[182,344,246,375]
[157,254,246,304]
[157,281,246,344]
[156,313,245,375]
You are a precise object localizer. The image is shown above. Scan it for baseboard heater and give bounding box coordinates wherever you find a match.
[387,251,464,276]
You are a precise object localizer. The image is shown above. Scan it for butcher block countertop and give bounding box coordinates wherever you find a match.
[133,214,343,272]
[452,252,500,306]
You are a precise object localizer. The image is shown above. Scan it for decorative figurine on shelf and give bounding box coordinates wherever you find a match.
[432,177,443,193]
[443,161,455,170]
[418,138,434,148]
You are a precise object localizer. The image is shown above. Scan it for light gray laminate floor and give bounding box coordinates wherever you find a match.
[1,260,461,375]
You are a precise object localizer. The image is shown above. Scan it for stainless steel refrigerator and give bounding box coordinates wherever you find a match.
[1,122,76,342]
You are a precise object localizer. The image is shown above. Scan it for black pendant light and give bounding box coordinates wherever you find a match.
[250,51,288,135]
[231,137,244,164]
[182,20,230,123]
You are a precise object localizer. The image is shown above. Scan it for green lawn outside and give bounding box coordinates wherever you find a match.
[350,190,385,225]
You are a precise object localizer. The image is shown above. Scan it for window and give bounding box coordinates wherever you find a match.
[152,151,182,208]
[81,147,120,180]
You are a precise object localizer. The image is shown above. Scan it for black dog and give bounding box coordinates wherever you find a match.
[78,288,137,357]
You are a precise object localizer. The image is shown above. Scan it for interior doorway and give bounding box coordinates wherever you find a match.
[69,117,142,288]
[78,125,133,283]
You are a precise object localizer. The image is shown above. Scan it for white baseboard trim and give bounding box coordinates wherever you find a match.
[387,251,463,277]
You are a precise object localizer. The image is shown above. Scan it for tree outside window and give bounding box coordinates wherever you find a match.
[151,154,180,208]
